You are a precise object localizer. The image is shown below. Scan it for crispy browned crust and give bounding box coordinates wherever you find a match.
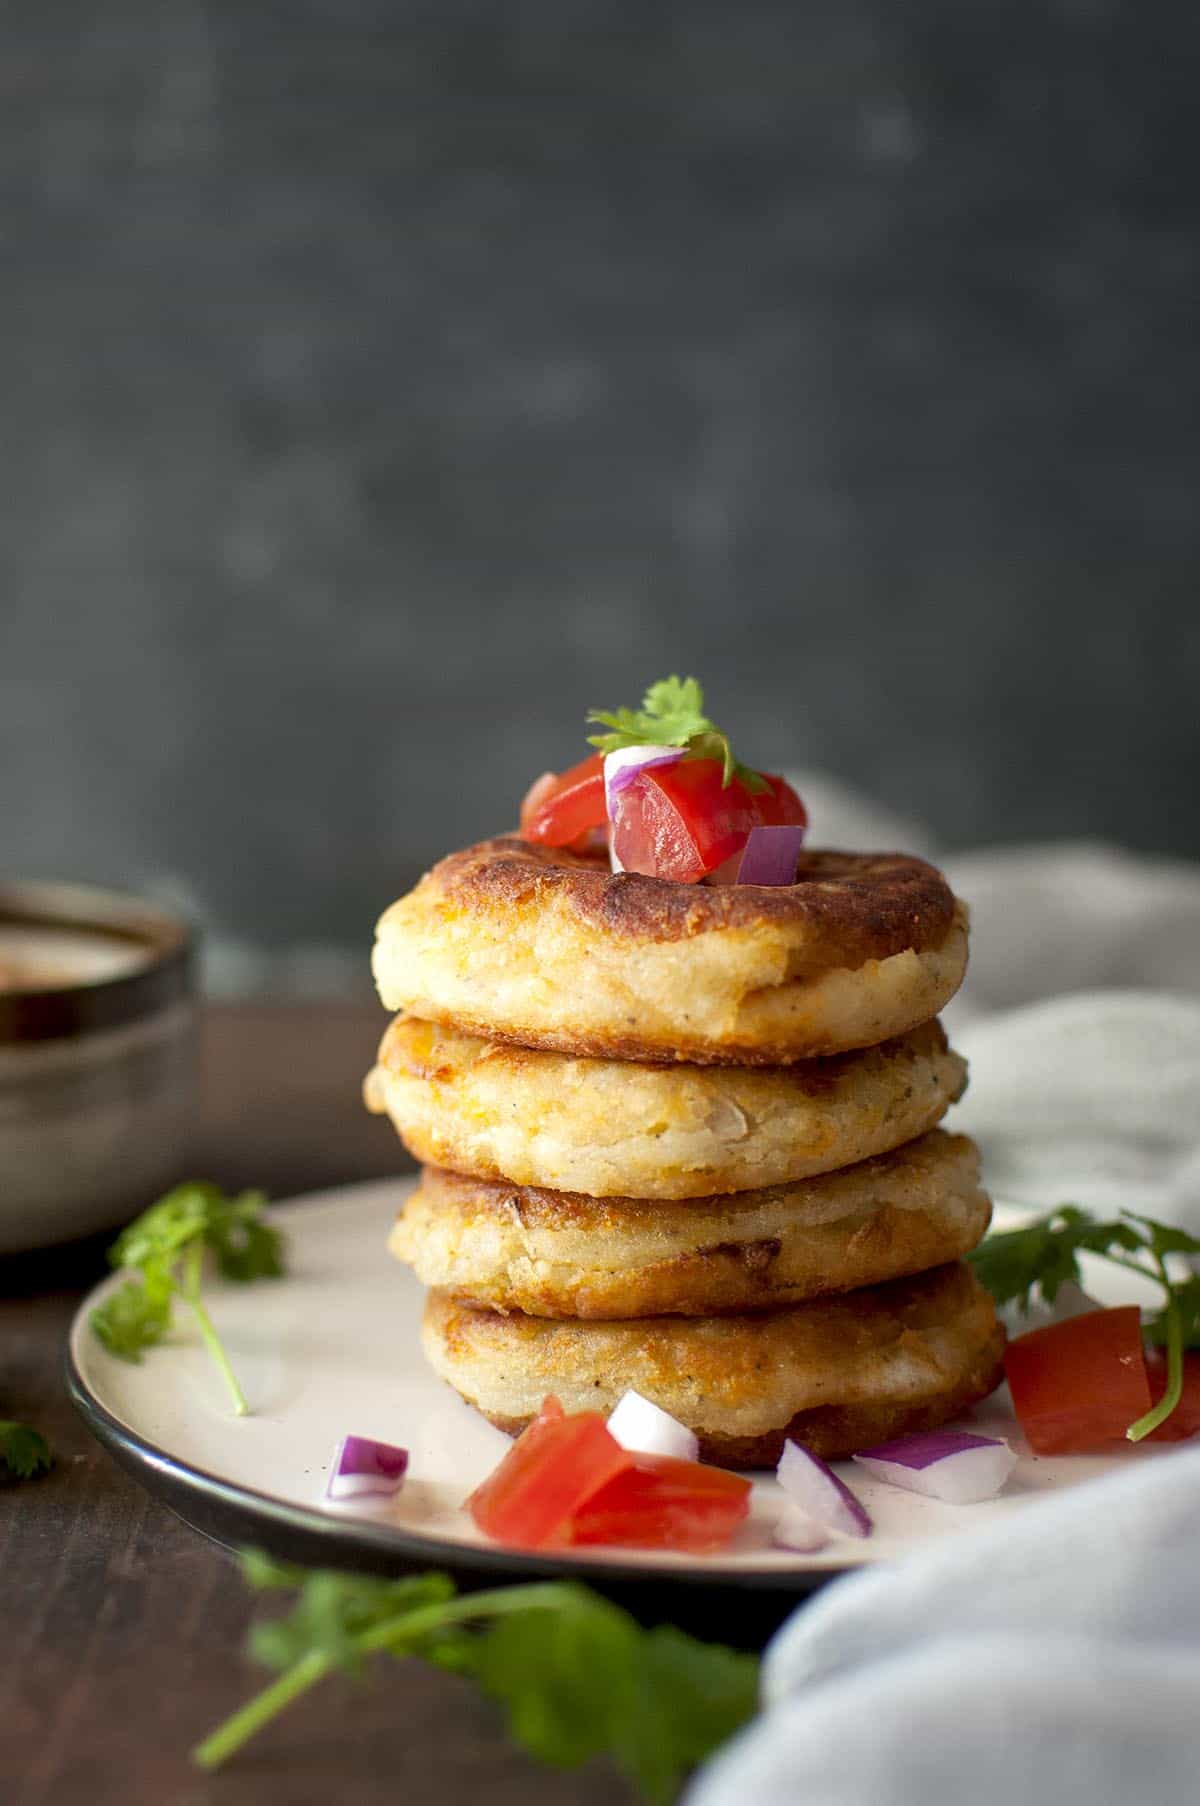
[375,835,968,1063]
[369,1013,969,1198]
[387,1006,935,1069]
[422,1263,1006,1468]
[380,1011,953,1094]
[692,1328,1005,1466]
[478,1329,1007,1469]
[396,1132,993,1317]
[425,837,957,965]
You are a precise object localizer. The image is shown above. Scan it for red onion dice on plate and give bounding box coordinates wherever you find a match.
[777,1440,872,1539]
[852,1431,1017,1504]
[772,1500,833,1553]
[326,1434,409,1501]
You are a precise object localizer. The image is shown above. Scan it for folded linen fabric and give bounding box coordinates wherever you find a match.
[688,1446,1200,1806]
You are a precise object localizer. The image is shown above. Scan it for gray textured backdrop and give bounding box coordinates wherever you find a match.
[3,1,1199,969]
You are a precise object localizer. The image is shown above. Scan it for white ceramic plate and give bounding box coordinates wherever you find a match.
[67,1180,1162,1613]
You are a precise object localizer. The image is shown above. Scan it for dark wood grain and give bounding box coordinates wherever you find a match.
[0,1004,634,1806]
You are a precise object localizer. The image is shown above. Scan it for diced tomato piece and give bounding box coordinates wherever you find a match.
[609,758,805,883]
[568,1453,752,1553]
[1144,1348,1200,1442]
[519,770,559,823]
[1004,1307,1152,1455]
[520,753,607,847]
[754,774,809,830]
[466,1397,633,1549]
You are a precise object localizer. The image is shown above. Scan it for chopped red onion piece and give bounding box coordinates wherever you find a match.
[852,1431,1017,1504]
[772,1501,832,1553]
[326,1433,409,1501]
[603,745,685,814]
[606,1389,699,1462]
[777,1440,872,1539]
[736,825,806,886]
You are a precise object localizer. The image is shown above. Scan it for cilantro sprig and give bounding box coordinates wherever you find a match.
[0,1420,53,1481]
[588,675,768,792]
[91,1182,284,1416]
[194,1553,759,1802]
[970,1206,1200,1441]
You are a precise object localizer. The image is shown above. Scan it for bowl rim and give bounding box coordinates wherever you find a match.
[0,879,196,1043]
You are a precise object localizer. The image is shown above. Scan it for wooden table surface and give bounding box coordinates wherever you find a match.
[0,1004,638,1806]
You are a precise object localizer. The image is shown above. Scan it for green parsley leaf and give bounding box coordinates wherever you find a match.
[1123,1212,1200,1261]
[250,1571,455,1677]
[587,675,769,793]
[111,1182,283,1281]
[587,675,713,753]
[612,1624,760,1806]
[1144,1274,1200,1352]
[90,1271,173,1360]
[466,1586,634,1770]
[241,1550,312,1592]
[0,1420,53,1481]
[194,1556,760,1801]
[970,1204,1200,1439]
[968,1205,1099,1311]
[203,1192,285,1283]
[464,1596,758,1803]
[91,1181,285,1415]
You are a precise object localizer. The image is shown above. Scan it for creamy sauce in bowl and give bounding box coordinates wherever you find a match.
[0,925,150,992]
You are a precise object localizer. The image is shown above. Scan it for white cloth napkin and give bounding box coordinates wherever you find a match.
[688,778,1200,1806]
[689,1446,1200,1806]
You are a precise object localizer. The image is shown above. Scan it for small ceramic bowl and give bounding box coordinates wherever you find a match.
[0,881,198,1255]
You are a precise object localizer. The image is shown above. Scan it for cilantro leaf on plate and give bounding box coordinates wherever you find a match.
[91,1270,173,1359]
[968,1205,1090,1310]
[110,1182,283,1281]
[970,1204,1200,1440]
[90,1181,285,1416]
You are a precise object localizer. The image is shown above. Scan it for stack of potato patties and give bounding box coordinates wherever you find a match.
[365,836,1004,1467]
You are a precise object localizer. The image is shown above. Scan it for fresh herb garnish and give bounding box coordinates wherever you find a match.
[194,1553,759,1803]
[0,1420,53,1481]
[588,675,768,792]
[90,1182,284,1417]
[970,1206,1200,1441]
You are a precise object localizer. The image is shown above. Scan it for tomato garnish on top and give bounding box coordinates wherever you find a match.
[609,761,806,883]
[517,677,807,881]
[520,752,607,848]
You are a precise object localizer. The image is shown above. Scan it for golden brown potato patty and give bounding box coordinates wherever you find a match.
[422,1262,1004,1468]
[366,1014,967,1199]
[392,1131,990,1318]
[372,837,969,1063]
